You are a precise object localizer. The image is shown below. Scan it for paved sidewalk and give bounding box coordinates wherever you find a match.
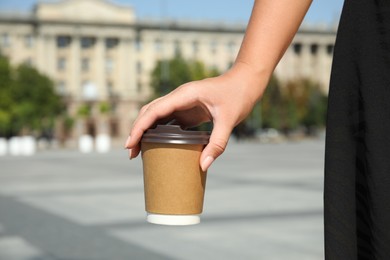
[0,139,325,260]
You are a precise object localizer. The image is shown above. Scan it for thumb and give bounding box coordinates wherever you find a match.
[200,123,231,172]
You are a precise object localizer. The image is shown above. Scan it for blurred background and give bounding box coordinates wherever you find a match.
[0,0,343,259]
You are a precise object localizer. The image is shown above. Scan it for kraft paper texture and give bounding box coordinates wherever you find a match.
[141,143,207,215]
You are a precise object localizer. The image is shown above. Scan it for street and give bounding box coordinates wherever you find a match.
[0,139,325,260]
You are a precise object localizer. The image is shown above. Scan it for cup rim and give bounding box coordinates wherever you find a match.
[141,125,210,145]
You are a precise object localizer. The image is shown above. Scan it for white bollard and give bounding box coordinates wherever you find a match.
[0,138,7,156]
[79,135,94,153]
[21,136,36,156]
[9,137,22,156]
[96,134,111,153]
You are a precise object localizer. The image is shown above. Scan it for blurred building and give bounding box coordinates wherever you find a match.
[0,0,336,141]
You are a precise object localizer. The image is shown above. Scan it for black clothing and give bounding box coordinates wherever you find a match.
[325,1,390,259]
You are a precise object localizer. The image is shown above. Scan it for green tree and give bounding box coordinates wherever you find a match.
[235,75,283,138]
[0,57,63,137]
[0,55,13,136]
[151,55,220,99]
[260,75,283,129]
[259,76,327,134]
[302,88,328,130]
[12,64,62,135]
[284,78,327,130]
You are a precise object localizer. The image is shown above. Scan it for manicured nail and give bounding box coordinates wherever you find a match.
[124,136,131,148]
[201,156,214,172]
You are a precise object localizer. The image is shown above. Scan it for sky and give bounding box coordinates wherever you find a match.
[0,0,344,26]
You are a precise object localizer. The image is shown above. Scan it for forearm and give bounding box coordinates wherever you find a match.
[230,0,312,101]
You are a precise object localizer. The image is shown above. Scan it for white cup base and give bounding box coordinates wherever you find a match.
[146,213,200,226]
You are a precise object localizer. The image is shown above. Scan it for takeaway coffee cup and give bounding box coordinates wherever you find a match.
[141,125,210,225]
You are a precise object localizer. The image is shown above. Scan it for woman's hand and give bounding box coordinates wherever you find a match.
[124,0,312,171]
[124,64,268,171]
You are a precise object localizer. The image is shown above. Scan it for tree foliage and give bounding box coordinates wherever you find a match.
[0,56,13,135]
[283,78,328,130]
[247,76,328,135]
[0,55,63,137]
[150,55,220,99]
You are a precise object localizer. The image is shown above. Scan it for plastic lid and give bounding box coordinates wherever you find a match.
[141,125,210,144]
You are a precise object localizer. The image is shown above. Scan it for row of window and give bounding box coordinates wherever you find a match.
[56,57,143,74]
[0,33,237,53]
[0,34,118,50]
[22,56,137,74]
[0,33,35,48]
[292,43,334,56]
[57,57,117,73]
[57,81,116,96]
[150,38,238,54]
[58,35,239,54]
[56,81,142,97]
[57,36,119,49]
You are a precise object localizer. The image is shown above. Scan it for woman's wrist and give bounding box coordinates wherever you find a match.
[224,61,272,104]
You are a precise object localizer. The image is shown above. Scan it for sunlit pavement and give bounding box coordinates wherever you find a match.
[0,139,325,260]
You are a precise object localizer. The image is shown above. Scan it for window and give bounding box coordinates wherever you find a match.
[25,35,34,48]
[310,43,319,55]
[81,37,95,49]
[293,43,302,55]
[81,58,89,72]
[137,81,142,93]
[154,38,162,52]
[227,41,235,53]
[57,36,71,48]
[57,81,66,95]
[174,40,181,56]
[210,40,217,54]
[135,38,142,51]
[57,57,66,71]
[106,38,119,49]
[192,40,199,55]
[105,58,114,73]
[1,33,10,47]
[107,81,114,97]
[136,61,142,74]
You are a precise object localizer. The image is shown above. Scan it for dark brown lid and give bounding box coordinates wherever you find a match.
[141,125,210,144]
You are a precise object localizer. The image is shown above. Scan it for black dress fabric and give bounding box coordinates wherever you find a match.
[325,0,390,259]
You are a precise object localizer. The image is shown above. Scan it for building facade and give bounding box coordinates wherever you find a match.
[0,0,337,141]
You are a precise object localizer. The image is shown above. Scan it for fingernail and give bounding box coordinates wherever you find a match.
[201,156,214,172]
[124,136,131,148]
[128,149,132,160]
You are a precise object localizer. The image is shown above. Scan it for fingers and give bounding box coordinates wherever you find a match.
[128,143,140,160]
[124,84,199,150]
[200,120,232,171]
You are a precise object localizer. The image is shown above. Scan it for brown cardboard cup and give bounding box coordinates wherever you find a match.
[141,125,210,225]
